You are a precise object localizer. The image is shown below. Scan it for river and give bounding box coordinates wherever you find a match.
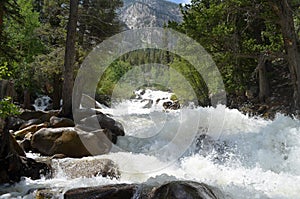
[1,89,300,198]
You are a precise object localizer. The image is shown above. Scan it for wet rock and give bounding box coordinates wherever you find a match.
[31,127,113,157]
[73,108,103,121]
[163,100,180,110]
[35,189,60,199]
[51,158,120,179]
[14,123,48,140]
[0,118,50,184]
[49,116,75,128]
[81,94,103,109]
[142,99,153,108]
[64,184,138,199]
[63,181,225,199]
[150,181,225,199]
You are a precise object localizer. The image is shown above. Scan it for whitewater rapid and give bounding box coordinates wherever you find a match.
[1,89,300,199]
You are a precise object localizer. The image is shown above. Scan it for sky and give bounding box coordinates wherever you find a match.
[167,0,191,4]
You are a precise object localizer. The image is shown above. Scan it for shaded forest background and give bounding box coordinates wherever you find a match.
[0,0,299,118]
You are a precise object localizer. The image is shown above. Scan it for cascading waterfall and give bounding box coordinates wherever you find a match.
[1,89,300,199]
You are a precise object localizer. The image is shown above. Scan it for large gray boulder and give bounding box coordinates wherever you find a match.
[51,158,120,179]
[31,127,113,158]
[150,181,225,199]
[64,181,225,199]
[79,112,125,144]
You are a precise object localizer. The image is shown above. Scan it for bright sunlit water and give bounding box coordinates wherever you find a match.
[1,89,300,199]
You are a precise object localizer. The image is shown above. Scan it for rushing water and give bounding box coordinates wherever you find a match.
[1,89,300,199]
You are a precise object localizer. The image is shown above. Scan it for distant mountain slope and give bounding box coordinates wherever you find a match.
[119,0,182,29]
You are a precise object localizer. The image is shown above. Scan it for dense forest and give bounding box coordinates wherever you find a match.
[0,0,299,118]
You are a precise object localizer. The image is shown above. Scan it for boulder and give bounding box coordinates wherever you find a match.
[19,110,59,122]
[51,158,120,179]
[35,189,60,199]
[64,184,138,199]
[19,138,32,152]
[7,117,25,131]
[0,118,50,184]
[19,118,42,130]
[31,127,113,157]
[150,181,225,199]
[64,181,225,199]
[49,116,75,128]
[73,108,103,121]
[81,94,103,109]
[14,123,48,140]
[9,133,26,157]
[163,100,180,110]
[142,99,153,108]
[80,113,125,138]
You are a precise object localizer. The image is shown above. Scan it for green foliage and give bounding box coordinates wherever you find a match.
[98,60,132,96]
[0,62,12,79]
[0,97,20,119]
[2,0,45,93]
[168,0,288,97]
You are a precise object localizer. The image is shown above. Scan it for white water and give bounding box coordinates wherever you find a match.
[1,89,300,199]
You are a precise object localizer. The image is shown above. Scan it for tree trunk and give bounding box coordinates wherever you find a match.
[258,54,270,102]
[52,74,62,110]
[61,0,79,118]
[271,0,300,110]
[23,89,32,110]
[0,2,4,36]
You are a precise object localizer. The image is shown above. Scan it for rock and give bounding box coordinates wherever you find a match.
[49,116,75,128]
[142,99,153,108]
[19,110,59,122]
[51,158,120,179]
[73,108,103,121]
[150,181,225,199]
[95,93,111,107]
[64,181,225,199]
[19,138,32,152]
[10,133,26,157]
[31,127,113,157]
[50,154,66,159]
[163,100,180,110]
[0,118,50,184]
[79,112,125,137]
[19,118,42,130]
[14,123,48,140]
[257,104,269,114]
[64,184,138,199]
[7,117,25,131]
[81,94,103,109]
[245,86,258,100]
[76,124,117,144]
[35,189,60,199]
